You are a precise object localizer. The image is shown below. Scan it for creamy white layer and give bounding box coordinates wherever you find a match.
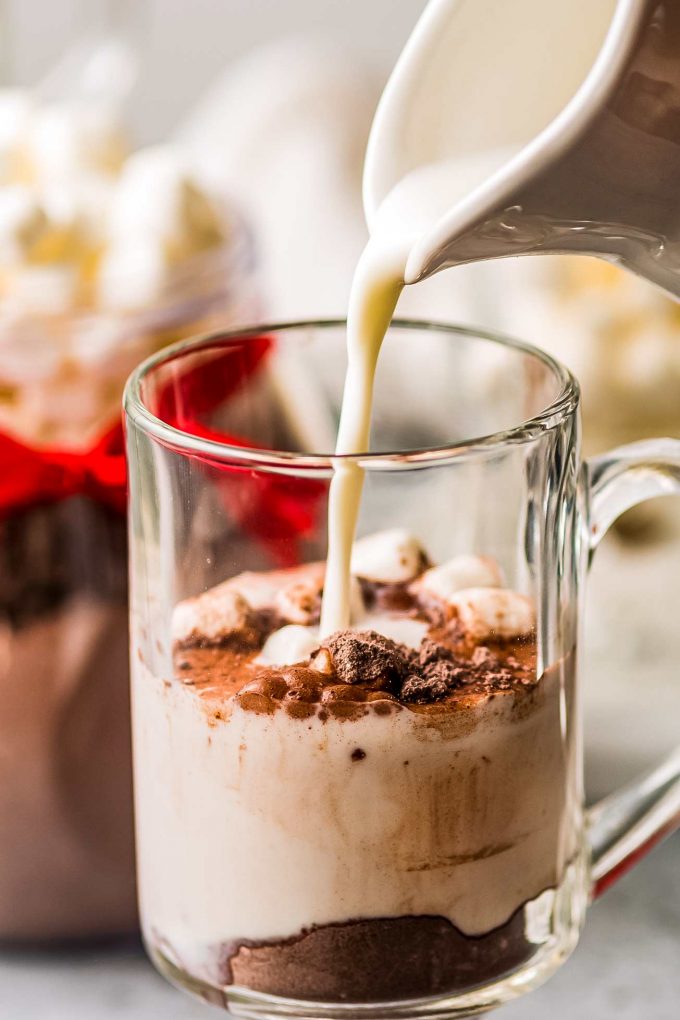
[132,653,579,978]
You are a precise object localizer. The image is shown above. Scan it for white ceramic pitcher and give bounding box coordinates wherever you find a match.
[365,0,680,296]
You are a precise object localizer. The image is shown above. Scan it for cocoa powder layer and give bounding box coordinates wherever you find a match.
[173,630,537,719]
[171,564,538,718]
[217,905,536,1002]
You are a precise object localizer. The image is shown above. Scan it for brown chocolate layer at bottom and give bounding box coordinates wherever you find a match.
[218,904,538,1003]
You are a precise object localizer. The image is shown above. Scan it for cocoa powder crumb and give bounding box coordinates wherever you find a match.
[323,630,410,693]
[401,673,448,704]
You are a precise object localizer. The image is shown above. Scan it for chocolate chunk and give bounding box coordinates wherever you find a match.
[416,638,450,668]
[350,748,366,762]
[323,630,410,693]
[401,673,448,704]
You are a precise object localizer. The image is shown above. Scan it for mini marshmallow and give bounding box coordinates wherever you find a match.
[225,564,326,612]
[8,264,79,315]
[42,174,115,246]
[258,625,319,667]
[275,579,322,625]
[0,89,33,180]
[358,613,428,650]
[414,555,504,602]
[28,102,126,184]
[0,186,48,264]
[351,529,425,584]
[97,238,169,311]
[447,587,535,642]
[108,145,223,254]
[172,587,253,646]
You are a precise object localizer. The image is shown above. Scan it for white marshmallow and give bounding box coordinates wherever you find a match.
[42,174,115,245]
[275,579,322,625]
[70,316,124,370]
[351,529,424,584]
[8,264,79,315]
[97,238,169,311]
[0,186,48,263]
[222,564,364,624]
[108,145,222,252]
[28,102,125,183]
[414,555,504,601]
[257,625,320,667]
[172,587,252,645]
[0,89,33,180]
[224,564,326,612]
[447,587,535,641]
[358,613,428,650]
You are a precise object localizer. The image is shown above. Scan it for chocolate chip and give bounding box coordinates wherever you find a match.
[321,684,367,703]
[323,630,410,693]
[351,748,366,762]
[237,691,275,714]
[285,702,316,720]
[285,678,322,703]
[365,690,396,702]
[371,700,398,715]
[326,700,367,720]
[256,675,289,700]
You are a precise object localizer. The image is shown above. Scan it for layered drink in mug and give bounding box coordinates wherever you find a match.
[126,321,680,1015]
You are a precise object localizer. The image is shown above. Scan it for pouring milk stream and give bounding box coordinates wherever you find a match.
[320,0,680,633]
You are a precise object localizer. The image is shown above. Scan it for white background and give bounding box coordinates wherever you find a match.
[1,0,427,138]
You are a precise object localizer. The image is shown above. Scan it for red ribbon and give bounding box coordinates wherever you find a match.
[0,422,128,515]
[0,334,325,565]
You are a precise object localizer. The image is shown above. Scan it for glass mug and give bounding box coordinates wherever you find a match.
[124,321,680,1018]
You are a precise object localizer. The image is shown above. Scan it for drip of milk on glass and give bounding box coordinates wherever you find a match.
[319,150,515,634]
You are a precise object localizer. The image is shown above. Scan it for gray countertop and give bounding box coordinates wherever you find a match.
[2,835,679,1020]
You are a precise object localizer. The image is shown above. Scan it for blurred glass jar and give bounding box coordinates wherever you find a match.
[495,255,680,541]
[0,226,257,942]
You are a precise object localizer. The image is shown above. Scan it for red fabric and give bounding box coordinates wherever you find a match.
[0,422,128,515]
[184,419,324,566]
[0,335,325,563]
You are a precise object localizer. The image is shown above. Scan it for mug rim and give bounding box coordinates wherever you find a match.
[123,318,580,470]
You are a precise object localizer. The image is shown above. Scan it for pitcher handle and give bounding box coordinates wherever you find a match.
[584,439,680,899]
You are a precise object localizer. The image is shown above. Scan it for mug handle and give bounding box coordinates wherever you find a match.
[584,439,680,898]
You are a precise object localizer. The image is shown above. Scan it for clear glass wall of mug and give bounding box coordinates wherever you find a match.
[125,321,680,1017]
